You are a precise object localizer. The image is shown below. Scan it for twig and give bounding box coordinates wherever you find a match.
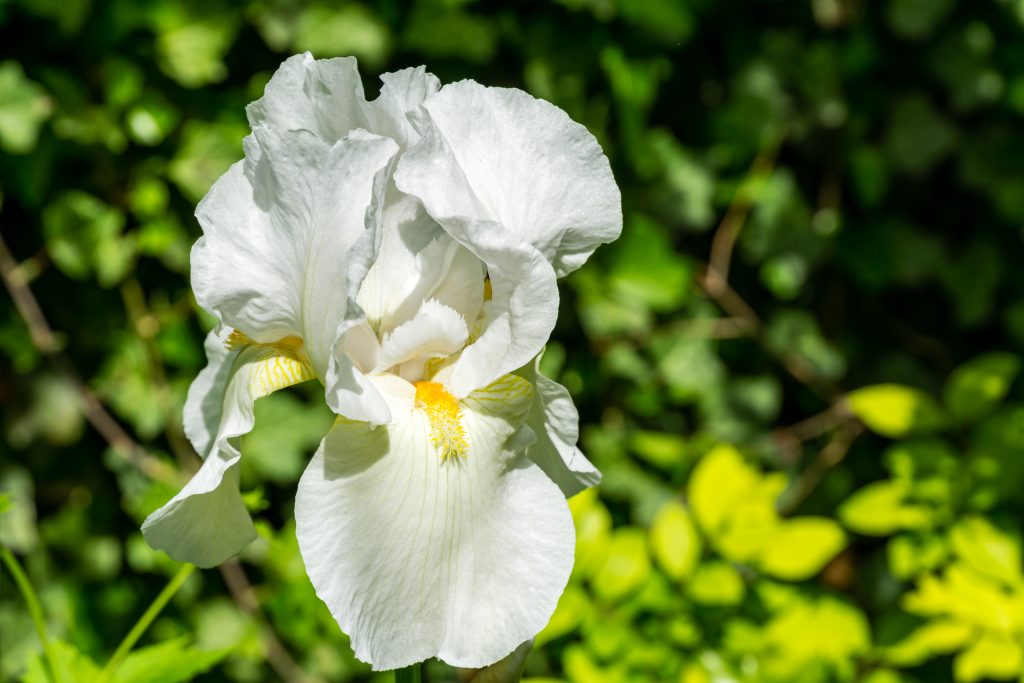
[767,402,852,466]
[696,262,838,399]
[668,317,755,341]
[219,560,313,683]
[705,132,786,294]
[119,277,199,470]
[0,235,177,484]
[778,420,864,515]
[695,264,761,333]
[777,403,851,443]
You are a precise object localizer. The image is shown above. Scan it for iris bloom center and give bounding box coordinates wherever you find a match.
[414,381,468,460]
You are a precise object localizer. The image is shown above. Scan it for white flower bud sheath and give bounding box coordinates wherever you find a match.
[142,53,621,670]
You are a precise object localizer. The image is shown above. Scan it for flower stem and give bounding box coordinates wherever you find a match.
[395,663,423,683]
[1,547,63,683]
[95,562,195,683]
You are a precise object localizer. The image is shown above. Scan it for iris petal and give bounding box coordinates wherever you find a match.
[143,328,315,567]
[295,374,574,670]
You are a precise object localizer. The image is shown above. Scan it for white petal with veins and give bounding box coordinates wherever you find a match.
[295,375,573,670]
[143,328,315,567]
[376,300,469,380]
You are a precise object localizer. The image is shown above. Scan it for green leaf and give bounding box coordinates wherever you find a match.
[944,353,1021,424]
[764,310,847,381]
[886,0,955,39]
[591,529,652,602]
[967,405,1024,509]
[884,96,958,176]
[649,500,702,582]
[310,7,393,63]
[757,518,846,581]
[41,191,134,287]
[953,635,1024,683]
[21,640,100,683]
[762,596,871,677]
[839,480,934,536]
[712,473,786,563]
[688,561,745,606]
[535,584,589,646]
[167,121,247,203]
[688,445,760,537]
[607,215,693,313]
[629,430,687,469]
[846,384,945,438]
[241,392,333,483]
[0,60,53,154]
[156,18,239,88]
[402,6,493,65]
[569,489,612,579]
[111,638,228,683]
[888,533,948,579]
[883,620,973,666]
[903,563,1020,629]
[948,516,1023,588]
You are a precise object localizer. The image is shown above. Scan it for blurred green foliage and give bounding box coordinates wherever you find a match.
[3,0,1024,682]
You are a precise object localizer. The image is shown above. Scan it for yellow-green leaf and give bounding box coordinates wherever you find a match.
[758,517,847,581]
[954,635,1024,683]
[846,384,945,438]
[944,352,1020,424]
[949,516,1023,588]
[688,561,745,606]
[570,488,613,579]
[536,584,590,647]
[883,620,973,666]
[591,528,652,602]
[649,500,702,581]
[688,444,759,536]
[839,480,934,536]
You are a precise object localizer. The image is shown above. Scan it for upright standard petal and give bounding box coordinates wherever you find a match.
[191,127,398,423]
[356,189,485,338]
[395,80,622,277]
[246,53,439,148]
[295,375,575,670]
[518,356,601,497]
[375,299,469,380]
[143,329,316,567]
[439,220,559,398]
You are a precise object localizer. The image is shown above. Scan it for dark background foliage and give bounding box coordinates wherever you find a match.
[2,0,1023,681]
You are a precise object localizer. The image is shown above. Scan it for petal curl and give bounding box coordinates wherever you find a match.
[518,356,600,497]
[191,127,398,422]
[376,300,468,379]
[424,216,559,398]
[295,375,574,670]
[395,80,622,277]
[357,190,485,338]
[142,328,315,567]
[246,53,439,148]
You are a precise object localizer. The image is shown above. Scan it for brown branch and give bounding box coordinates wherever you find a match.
[695,129,845,400]
[778,420,864,515]
[119,277,199,470]
[705,132,786,294]
[767,402,852,466]
[695,265,761,333]
[668,317,756,341]
[219,560,314,683]
[0,235,177,484]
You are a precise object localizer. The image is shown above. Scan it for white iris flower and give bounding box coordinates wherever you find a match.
[142,53,622,670]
